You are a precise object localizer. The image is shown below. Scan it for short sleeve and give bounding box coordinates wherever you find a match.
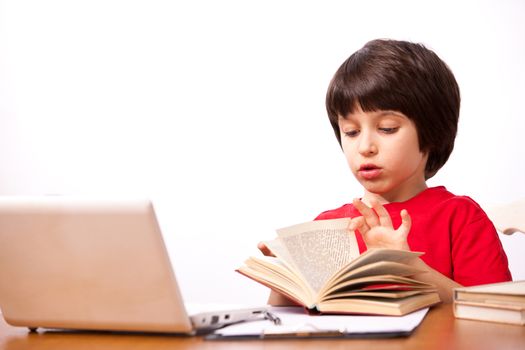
[451,209,512,286]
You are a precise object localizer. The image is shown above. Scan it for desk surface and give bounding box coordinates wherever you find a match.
[1,304,524,350]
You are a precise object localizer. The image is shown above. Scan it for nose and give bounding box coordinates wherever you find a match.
[357,130,378,156]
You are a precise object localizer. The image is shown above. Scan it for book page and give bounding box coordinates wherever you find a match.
[275,218,358,293]
[339,248,422,273]
[334,260,424,282]
[239,257,310,303]
[263,239,299,273]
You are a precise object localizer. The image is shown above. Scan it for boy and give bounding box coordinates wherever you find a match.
[260,39,511,304]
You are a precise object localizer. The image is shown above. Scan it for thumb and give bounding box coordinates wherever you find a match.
[257,242,275,257]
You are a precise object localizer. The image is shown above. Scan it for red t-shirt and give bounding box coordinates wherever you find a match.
[315,186,512,286]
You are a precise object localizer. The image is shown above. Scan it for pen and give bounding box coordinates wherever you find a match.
[263,311,281,325]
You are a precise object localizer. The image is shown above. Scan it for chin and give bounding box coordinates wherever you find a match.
[360,180,388,192]
[362,183,395,198]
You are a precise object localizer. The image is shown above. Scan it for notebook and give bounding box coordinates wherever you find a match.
[207,306,430,339]
[0,196,266,334]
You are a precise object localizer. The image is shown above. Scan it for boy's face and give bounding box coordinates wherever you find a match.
[338,106,428,203]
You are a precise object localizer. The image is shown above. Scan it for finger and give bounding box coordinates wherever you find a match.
[352,198,379,227]
[369,199,393,227]
[348,216,370,236]
[257,242,275,257]
[397,209,412,237]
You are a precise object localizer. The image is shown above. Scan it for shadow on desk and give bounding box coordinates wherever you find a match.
[4,331,194,350]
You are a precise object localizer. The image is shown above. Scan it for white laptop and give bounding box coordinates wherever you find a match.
[0,196,266,334]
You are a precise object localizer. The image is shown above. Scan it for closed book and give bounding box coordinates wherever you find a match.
[453,280,525,326]
[453,301,525,326]
[454,280,525,306]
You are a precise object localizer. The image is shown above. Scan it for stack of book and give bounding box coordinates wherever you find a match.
[453,280,525,326]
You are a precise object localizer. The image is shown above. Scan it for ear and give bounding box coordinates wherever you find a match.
[421,152,433,180]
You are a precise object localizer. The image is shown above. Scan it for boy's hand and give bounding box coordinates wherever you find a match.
[349,198,411,250]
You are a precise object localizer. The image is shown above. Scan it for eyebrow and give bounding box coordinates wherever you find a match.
[376,111,407,119]
[338,110,407,122]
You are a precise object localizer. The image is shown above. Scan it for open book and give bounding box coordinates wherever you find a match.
[237,218,440,316]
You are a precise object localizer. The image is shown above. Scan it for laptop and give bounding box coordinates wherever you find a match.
[0,196,267,334]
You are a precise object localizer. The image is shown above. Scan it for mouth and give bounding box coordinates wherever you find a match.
[358,164,382,180]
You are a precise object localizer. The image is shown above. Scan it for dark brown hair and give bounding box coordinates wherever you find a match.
[326,39,460,179]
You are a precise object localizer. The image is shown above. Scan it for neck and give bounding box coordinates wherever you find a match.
[362,181,428,206]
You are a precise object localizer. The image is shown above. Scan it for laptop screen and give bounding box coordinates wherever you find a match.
[0,197,193,333]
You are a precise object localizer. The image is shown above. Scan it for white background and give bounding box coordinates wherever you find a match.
[1,0,524,304]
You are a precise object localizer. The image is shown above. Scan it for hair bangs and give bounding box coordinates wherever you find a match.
[326,59,405,140]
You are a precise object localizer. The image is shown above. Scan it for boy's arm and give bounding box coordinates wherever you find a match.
[267,291,297,305]
[350,198,461,303]
[406,257,462,303]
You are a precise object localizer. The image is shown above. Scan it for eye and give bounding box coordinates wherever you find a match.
[343,130,360,138]
[379,127,399,134]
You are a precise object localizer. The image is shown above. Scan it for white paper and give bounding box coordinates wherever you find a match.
[213,306,429,337]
